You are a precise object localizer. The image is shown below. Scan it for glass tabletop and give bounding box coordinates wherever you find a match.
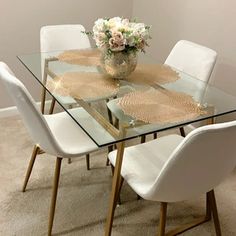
[18,48,236,147]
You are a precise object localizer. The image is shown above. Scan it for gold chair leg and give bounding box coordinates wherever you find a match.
[48,157,62,236]
[179,127,186,137]
[86,154,90,170]
[153,133,158,139]
[106,157,110,166]
[41,88,47,114]
[49,98,56,114]
[22,145,40,192]
[137,194,142,200]
[158,202,167,236]
[117,177,124,205]
[141,135,146,143]
[110,165,114,176]
[106,145,114,166]
[208,190,222,236]
[206,191,212,220]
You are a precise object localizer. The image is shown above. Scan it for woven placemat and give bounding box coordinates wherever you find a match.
[118,89,206,124]
[57,48,101,66]
[126,64,180,85]
[46,72,119,100]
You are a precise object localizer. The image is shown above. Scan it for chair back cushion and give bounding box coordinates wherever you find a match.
[40,24,91,86]
[151,120,236,202]
[0,62,61,156]
[40,24,91,52]
[165,40,217,82]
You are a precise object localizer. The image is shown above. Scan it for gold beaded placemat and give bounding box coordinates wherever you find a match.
[57,49,180,84]
[118,89,206,124]
[126,64,180,85]
[46,72,119,100]
[57,48,101,66]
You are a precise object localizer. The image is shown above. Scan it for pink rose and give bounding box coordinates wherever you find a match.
[109,38,125,51]
[109,31,126,51]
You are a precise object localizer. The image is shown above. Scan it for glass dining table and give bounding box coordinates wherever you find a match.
[18,48,236,236]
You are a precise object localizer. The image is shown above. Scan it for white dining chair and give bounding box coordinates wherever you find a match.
[40,24,91,114]
[165,40,217,136]
[109,120,236,235]
[0,62,100,236]
[40,24,93,167]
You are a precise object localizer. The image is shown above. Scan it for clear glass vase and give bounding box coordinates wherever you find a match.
[101,51,138,79]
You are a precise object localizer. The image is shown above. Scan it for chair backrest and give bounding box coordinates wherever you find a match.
[0,62,62,156]
[150,120,236,202]
[165,40,217,82]
[40,24,91,83]
[40,24,91,52]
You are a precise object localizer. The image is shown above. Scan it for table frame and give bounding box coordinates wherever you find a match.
[40,56,217,236]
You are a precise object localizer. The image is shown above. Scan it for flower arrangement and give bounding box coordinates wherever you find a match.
[91,17,151,55]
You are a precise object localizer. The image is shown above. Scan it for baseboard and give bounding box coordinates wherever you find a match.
[0,100,52,118]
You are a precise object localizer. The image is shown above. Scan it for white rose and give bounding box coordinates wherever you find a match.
[108,17,122,29]
[132,23,150,41]
[134,23,145,31]
[121,18,130,26]
[126,35,136,47]
[93,32,107,47]
[109,17,122,24]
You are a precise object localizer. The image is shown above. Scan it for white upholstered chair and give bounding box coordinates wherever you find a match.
[40,24,93,168]
[165,40,217,82]
[40,24,91,114]
[0,62,99,236]
[109,120,236,235]
[165,40,217,136]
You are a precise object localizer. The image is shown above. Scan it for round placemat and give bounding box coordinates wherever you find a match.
[57,48,101,66]
[46,72,119,100]
[126,64,180,85]
[118,89,206,124]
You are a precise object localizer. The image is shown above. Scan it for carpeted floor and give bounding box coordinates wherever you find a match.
[0,115,236,236]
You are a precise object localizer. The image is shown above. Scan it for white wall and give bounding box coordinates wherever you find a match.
[0,0,133,108]
[1,0,236,114]
[132,0,236,97]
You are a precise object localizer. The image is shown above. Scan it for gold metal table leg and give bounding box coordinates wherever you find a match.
[41,88,47,114]
[105,141,125,236]
[49,97,56,114]
[208,190,222,236]
[41,59,49,114]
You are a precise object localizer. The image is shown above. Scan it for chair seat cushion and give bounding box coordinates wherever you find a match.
[44,108,99,157]
[108,134,184,198]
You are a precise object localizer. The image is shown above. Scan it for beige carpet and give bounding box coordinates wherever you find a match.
[0,115,236,236]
